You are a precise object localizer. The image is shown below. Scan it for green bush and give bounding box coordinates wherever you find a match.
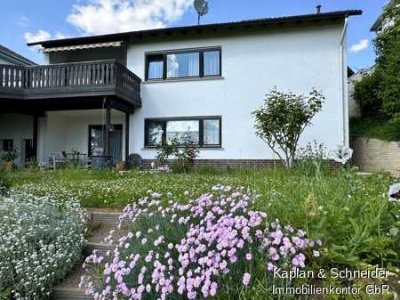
[353,71,383,118]
[0,192,86,299]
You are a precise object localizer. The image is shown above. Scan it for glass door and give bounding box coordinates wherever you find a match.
[89,125,123,162]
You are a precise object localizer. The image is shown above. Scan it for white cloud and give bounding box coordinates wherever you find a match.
[66,0,193,35]
[349,39,369,53]
[24,30,70,49]
[24,30,52,49]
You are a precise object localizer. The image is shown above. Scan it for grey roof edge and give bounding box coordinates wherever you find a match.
[0,44,37,65]
[370,15,383,32]
[28,10,362,48]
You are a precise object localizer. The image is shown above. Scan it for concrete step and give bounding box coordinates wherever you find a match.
[52,287,91,300]
[87,211,121,224]
[51,213,122,300]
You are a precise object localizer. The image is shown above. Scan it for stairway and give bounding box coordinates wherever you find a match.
[51,211,121,300]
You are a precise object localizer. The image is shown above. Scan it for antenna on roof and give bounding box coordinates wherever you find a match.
[194,0,209,25]
[316,5,322,14]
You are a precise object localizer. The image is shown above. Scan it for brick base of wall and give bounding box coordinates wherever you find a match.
[143,159,341,170]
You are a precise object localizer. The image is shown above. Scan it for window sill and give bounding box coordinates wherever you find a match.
[144,76,224,84]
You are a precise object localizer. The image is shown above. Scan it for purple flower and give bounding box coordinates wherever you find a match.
[242,273,251,286]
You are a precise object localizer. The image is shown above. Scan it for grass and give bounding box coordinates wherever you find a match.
[4,166,400,298]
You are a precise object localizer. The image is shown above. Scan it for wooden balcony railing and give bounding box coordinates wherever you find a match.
[0,60,141,106]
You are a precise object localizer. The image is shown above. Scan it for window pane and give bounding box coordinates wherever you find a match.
[146,122,164,146]
[204,51,220,76]
[148,59,164,79]
[166,120,199,144]
[167,53,200,78]
[203,119,220,145]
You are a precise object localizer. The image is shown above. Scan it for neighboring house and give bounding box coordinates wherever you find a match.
[370,0,396,34]
[0,45,36,167]
[0,10,362,168]
[0,44,36,66]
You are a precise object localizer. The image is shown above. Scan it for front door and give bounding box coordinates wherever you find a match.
[88,125,123,162]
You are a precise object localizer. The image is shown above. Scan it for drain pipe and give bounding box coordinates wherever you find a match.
[339,17,349,147]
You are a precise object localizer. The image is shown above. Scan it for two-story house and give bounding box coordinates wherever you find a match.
[0,9,362,168]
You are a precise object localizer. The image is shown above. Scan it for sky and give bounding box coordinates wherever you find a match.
[0,0,386,70]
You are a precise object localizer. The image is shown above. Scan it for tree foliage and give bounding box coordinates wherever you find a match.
[253,88,324,168]
[354,0,400,122]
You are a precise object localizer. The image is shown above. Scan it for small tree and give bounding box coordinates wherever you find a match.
[253,88,324,168]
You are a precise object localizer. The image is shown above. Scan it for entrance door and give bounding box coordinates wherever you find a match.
[88,125,123,162]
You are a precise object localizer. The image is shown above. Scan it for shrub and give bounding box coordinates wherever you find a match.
[253,88,324,168]
[0,192,86,299]
[81,185,321,299]
[156,139,199,173]
[353,71,383,119]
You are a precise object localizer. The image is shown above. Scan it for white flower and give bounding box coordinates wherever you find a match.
[388,184,400,202]
[332,145,353,165]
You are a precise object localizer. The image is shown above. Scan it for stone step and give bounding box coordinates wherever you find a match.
[87,211,121,224]
[51,211,123,299]
[52,287,90,300]
[83,242,115,257]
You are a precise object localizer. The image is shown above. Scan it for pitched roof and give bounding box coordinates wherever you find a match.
[0,44,36,65]
[28,10,362,49]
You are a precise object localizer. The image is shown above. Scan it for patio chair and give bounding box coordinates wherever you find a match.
[48,152,67,170]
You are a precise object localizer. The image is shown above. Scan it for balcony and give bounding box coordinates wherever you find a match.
[0,60,141,112]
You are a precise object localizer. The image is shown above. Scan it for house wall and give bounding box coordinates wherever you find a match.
[0,114,33,167]
[37,110,126,164]
[126,23,347,161]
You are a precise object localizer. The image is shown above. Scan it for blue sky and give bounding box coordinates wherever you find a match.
[0,0,386,69]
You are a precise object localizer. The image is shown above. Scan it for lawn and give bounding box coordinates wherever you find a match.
[3,167,400,298]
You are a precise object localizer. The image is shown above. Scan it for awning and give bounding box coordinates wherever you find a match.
[43,41,123,53]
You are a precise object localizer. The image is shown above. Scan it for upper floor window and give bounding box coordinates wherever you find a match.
[145,47,221,81]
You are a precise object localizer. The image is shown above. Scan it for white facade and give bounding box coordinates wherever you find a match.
[1,19,350,166]
[128,23,348,160]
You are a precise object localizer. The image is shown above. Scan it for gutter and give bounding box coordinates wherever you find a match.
[339,17,349,147]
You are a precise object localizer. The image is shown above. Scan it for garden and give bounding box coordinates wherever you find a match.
[1,71,399,299]
[1,165,400,299]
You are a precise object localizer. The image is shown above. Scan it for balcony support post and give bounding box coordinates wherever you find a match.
[33,115,38,160]
[125,111,131,165]
[104,97,111,157]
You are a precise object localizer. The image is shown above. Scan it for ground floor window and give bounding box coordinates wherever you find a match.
[144,117,221,148]
[88,125,123,161]
[1,139,14,151]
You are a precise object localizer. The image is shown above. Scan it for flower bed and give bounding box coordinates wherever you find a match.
[81,185,321,299]
[0,192,86,299]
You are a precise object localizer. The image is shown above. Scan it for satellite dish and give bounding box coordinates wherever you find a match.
[194,0,209,25]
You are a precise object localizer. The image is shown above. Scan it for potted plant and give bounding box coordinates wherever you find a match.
[1,147,18,170]
[115,161,125,172]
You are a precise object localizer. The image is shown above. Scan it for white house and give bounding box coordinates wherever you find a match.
[0,9,362,168]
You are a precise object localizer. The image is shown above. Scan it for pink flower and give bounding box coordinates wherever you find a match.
[242,273,251,286]
[245,253,252,261]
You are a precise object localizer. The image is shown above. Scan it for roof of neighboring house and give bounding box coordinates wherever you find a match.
[370,0,394,32]
[0,44,36,65]
[28,10,362,49]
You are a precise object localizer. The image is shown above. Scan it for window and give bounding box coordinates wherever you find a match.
[145,117,221,147]
[147,54,164,80]
[1,139,13,151]
[167,52,200,78]
[145,47,221,80]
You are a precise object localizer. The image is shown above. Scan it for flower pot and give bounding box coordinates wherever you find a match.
[2,161,13,170]
[115,162,125,172]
